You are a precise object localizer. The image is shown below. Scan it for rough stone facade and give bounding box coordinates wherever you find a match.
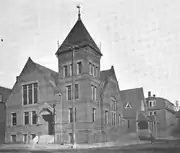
[5,15,125,144]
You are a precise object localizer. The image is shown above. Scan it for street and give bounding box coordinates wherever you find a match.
[0,141,179,153]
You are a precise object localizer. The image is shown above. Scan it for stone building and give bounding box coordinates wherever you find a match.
[5,12,124,144]
[0,86,12,143]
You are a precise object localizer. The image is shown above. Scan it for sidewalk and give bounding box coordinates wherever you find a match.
[0,140,149,150]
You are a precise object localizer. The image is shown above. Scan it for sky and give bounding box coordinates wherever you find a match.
[0,0,180,104]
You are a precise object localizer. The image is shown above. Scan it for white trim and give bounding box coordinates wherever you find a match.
[125,102,132,108]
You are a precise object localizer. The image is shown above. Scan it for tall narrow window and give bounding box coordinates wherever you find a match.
[96,66,98,77]
[89,62,92,75]
[66,85,72,100]
[28,84,33,104]
[114,112,116,126]
[112,112,114,125]
[105,110,109,124]
[63,65,68,77]
[69,64,72,76]
[91,85,96,101]
[75,84,79,99]
[23,85,28,105]
[77,61,82,75]
[34,83,38,104]
[69,108,73,123]
[92,65,95,76]
[24,112,29,125]
[32,111,37,124]
[92,108,96,122]
[94,65,96,76]
[11,113,17,126]
[118,115,121,126]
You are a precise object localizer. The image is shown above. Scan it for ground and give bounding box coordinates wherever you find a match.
[0,139,179,153]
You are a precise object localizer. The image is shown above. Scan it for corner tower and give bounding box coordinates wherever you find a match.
[55,9,102,79]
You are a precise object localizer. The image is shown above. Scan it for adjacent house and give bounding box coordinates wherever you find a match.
[120,88,146,133]
[5,13,124,144]
[0,86,12,143]
[146,91,177,138]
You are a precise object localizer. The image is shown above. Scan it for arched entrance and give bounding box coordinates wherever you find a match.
[38,103,54,135]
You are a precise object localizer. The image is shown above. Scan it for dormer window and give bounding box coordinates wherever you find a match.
[77,61,82,75]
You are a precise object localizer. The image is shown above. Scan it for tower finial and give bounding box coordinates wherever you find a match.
[77,5,81,20]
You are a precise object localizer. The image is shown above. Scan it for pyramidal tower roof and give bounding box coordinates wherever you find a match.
[56,7,102,56]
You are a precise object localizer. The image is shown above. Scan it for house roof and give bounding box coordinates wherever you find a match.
[55,18,102,56]
[120,87,144,105]
[0,86,12,102]
[100,66,117,82]
[137,111,151,122]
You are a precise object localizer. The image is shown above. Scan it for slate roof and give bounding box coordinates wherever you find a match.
[0,86,12,102]
[100,66,117,82]
[56,18,102,56]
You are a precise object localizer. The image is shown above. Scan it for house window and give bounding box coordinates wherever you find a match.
[92,108,96,122]
[111,99,116,111]
[66,85,72,100]
[23,83,38,105]
[91,85,96,101]
[96,66,98,77]
[11,135,16,143]
[75,84,79,99]
[89,62,92,75]
[28,84,32,104]
[32,111,37,124]
[125,102,132,109]
[34,83,38,104]
[69,64,72,76]
[63,65,68,77]
[149,100,156,107]
[105,110,109,124]
[24,112,29,125]
[114,112,116,126]
[149,111,153,116]
[69,108,73,123]
[92,65,95,76]
[77,61,82,75]
[0,94,2,102]
[11,113,17,126]
[111,112,114,125]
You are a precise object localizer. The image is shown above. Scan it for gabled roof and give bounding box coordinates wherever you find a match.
[15,57,60,93]
[120,87,144,104]
[100,66,117,82]
[0,86,12,102]
[56,18,102,56]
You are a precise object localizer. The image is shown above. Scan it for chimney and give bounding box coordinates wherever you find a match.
[153,94,156,97]
[148,91,151,97]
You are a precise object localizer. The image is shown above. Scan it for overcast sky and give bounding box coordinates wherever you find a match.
[0,0,180,103]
